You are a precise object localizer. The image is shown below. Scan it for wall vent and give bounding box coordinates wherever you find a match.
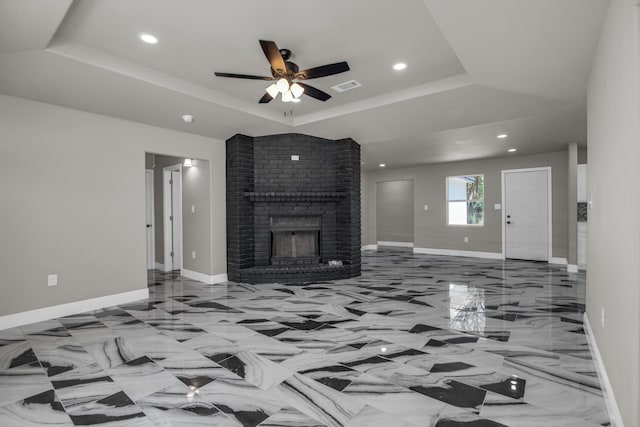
[331,80,362,93]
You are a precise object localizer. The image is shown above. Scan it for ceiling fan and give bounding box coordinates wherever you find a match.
[214,40,350,104]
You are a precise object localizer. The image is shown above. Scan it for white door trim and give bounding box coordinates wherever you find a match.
[145,169,155,270]
[163,164,183,271]
[501,167,552,261]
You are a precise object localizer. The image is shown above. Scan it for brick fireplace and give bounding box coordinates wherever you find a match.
[226,133,361,284]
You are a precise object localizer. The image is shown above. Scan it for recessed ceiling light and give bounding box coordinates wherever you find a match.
[497,134,508,139]
[508,148,517,152]
[182,114,194,123]
[139,33,158,44]
[379,163,386,168]
[393,63,407,71]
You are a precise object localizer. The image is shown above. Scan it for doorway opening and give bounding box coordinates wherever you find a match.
[375,180,415,247]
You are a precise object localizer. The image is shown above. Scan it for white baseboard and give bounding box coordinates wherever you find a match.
[549,257,568,265]
[154,262,165,271]
[377,241,414,248]
[413,247,503,260]
[181,269,228,285]
[0,288,149,331]
[210,273,228,284]
[583,314,624,427]
[361,244,378,251]
[567,264,579,273]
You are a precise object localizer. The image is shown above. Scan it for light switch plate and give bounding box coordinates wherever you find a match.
[494,204,501,210]
[48,274,57,287]
[291,155,300,161]
[423,205,429,211]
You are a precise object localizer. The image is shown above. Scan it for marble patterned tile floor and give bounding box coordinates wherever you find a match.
[0,248,610,426]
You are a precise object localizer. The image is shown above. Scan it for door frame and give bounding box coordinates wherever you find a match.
[145,169,155,269]
[501,167,552,261]
[163,164,183,271]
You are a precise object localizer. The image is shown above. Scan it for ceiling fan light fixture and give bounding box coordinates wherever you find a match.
[281,90,293,103]
[276,78,290,93]
[266,83,279,98]
[290,83,304,98]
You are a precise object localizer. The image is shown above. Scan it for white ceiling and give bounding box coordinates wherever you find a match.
[0,0,610,169]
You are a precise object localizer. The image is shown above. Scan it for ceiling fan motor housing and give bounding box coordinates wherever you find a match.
[279,48,292,60]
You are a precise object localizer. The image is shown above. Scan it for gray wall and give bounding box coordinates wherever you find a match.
[361,171,371,246]
[363,150,568,258]
[587,0,640,424]
[376,180,414,243]
[181,158,213,274]
[0,94,226,317]
[567,143,578,266]
[578,147,588,164]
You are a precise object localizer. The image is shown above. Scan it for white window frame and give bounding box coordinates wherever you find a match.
[446,174,485,227]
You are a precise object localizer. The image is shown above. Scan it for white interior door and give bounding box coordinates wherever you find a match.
[170,169,182,270]
[503,169,550,261]
[163,166,182,271]
[145,170,154,269]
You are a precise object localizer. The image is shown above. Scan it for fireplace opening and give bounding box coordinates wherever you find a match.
[270,216,321,265]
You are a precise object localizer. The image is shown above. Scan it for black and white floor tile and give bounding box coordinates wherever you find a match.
[0,248,610,426]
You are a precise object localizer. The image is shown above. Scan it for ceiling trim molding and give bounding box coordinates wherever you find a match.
[45,42,474,130]
[292,74,473,126]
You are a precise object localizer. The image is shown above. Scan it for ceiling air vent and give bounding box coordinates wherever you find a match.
[331,80,362,93]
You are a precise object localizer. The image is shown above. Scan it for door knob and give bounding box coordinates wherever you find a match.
[146,224,152,228]
[507,221,512,224]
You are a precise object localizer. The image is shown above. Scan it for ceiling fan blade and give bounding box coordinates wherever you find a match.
[259,40,287,76]
[259,93,274,103]
[297,83,331,101]
[214,72,274,81]
[295,62,350,80]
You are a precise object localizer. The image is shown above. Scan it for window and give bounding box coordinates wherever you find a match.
[447,175,484,225]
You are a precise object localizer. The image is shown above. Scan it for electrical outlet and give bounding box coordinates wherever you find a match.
[291,155,300,161]
[423,205,429,211]
[192,251,196,259]
[464,236,469,243]
[191,205,195,214]
[48,274,58,287]
[601,306,605,328]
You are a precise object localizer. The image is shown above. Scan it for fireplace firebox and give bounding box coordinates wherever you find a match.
[270,216,321,265]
